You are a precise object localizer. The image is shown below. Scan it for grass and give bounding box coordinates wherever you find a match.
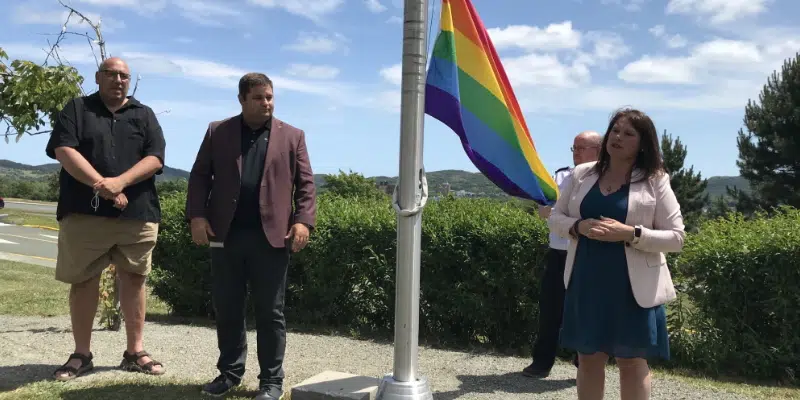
[2,197,58,205]
[0,261,797,400]
[651,368,800,400]
[0,208,59,230]
[0,376,264,400]
[0,261,169,317]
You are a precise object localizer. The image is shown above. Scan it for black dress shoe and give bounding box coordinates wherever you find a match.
[254,384,283,400]
[521,362,551,378]
[201,374,239,397]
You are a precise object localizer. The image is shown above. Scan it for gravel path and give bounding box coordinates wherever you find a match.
[0,315,754,399]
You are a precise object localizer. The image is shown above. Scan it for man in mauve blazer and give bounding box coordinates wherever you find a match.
[548,161,685,309]
[185,72,316,400]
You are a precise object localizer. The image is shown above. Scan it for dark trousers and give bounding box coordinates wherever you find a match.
[531,247,568,369]
[210,227,290,387]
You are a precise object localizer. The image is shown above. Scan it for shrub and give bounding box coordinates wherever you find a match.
[151,191,550,351]
[149,191,214,317]
[149,187,800,383]
[673,206,800,383]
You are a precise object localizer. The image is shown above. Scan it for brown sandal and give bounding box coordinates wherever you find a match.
[119,350,165,375]
[53,352,94,381]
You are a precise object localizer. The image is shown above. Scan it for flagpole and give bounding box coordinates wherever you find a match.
[375,0,433,399]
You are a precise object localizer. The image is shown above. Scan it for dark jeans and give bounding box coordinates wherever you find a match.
[210,227,290,387]
[531,248,568,369]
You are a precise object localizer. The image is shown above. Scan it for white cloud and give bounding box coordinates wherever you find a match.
[380,64,402,85]
[364,0,387,13]
[245,0,345,22]
[504,54,590,87]
[601,0,648,12]
[285,63,340,80]
[1,42,101,65]
[488,21,582,51]
[12,5,126,32]
[74,0,167,14]
[386,16,402,24]
[283,32,347,54]
[172,0,243,26]
[666,0,769,24]
[618,56,697,83]
[649,25,688,48]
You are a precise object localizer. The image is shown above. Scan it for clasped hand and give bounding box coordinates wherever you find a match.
[577,217,634,242]
[93,177,128,210]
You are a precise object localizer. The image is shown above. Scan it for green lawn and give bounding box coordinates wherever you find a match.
[0,377,262,400]
[0,261,169,317]
[0,208,59,230]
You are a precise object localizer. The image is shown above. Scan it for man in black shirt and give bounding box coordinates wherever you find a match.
[45,57,167,381]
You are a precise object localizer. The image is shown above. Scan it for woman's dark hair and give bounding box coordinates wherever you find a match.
[593,107,664,182]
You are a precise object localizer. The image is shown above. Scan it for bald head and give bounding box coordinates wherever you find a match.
[95,57,131,106]
[572,130,602,165]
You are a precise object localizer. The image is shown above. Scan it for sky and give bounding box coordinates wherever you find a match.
[1,0,798,180]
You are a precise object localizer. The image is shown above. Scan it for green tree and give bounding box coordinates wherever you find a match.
[0,48,84,142]
[322,170,388,200]
[660,130,709,231]
[731,52,800,215]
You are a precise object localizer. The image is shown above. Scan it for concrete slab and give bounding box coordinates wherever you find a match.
[291,370,379,400]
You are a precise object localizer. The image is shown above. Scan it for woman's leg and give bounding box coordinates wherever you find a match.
[616,357,651,400]
[577,352,608,400]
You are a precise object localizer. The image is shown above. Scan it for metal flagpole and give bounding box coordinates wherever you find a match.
[375,0,432,399]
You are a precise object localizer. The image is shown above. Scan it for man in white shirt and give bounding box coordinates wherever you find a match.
[523,130,602,378]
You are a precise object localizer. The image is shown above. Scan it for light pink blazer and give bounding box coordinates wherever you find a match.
[548,161,685,308]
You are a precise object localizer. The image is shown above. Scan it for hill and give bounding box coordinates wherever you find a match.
[0,159,189,181]
[0,159,751,199]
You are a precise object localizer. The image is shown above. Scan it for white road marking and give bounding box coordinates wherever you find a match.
[40,234,59,239]
[0,238,18,245]
[0,233,57,243]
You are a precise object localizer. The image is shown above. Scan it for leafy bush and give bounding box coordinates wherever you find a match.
[149,187,800,383]
[151,191,550,351]
[673,207,800,383]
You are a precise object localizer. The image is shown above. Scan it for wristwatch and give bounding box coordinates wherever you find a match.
[632,225,642,244]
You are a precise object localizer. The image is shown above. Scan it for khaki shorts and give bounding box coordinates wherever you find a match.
[55,213,159,284]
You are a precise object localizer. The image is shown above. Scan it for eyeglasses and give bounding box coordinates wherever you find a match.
[100,69,131,81]
[570,145,599,153]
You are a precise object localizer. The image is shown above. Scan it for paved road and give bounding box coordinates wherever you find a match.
[2,200,57,214]
[0,222,57,268]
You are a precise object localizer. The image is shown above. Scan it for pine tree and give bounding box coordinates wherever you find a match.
[732,52,800,214]
[660,130,709,231]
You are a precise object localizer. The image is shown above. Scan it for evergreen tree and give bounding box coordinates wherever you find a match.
[660,130,709,231]
[731,52,800,214]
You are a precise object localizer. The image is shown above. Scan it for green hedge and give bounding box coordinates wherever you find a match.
[150,192,550,351]
[149,191,800,383]
[671,207,800,383]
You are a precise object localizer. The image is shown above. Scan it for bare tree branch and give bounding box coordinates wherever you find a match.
[57,0,106,62]
[131,74,141,96]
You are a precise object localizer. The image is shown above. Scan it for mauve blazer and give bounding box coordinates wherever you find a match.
[548,161,685,309]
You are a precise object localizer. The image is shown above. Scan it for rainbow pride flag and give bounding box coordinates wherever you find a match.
[424,0,558,205]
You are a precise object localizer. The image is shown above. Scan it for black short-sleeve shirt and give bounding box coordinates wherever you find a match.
[45,92,166,222]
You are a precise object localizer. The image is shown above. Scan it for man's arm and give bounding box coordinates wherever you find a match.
[292,130,316,228]
[45,98,104,187]
[185,125,214,221]
[55,147,104,187]
[94,108,165,196]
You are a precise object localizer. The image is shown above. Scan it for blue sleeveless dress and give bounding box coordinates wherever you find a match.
[559,180,670,360]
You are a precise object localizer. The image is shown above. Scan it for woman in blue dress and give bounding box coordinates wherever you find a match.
[548,108,686,400]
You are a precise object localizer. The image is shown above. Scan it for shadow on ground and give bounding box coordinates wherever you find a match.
[433,371,576,399]
[2,380,257,400]
[0,364,117,392]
